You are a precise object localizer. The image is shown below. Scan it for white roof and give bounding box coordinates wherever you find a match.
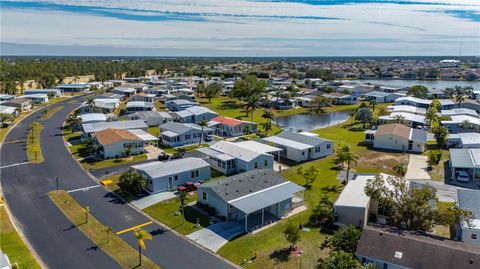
[185,106,217,116]
[79,113,107,123]
[82,120,147,134]
[19,94,48,98]
[126,101,154,108]
[379,112,426,124]
[132,157,209,179]
[448,133,480,146]
[298,131,319,137]
[443,115,480,125]
[441,108,479,118]
[262,136,312,150]
[129,129,158,141]
[395,96,432,105]
[161,131,178,137]
[235,140,282,154]
[388,105,426,115]
[0,105,17,114]
[209,141,267,162]
[334,173,394,208]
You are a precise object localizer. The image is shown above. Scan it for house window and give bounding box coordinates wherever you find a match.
[202,192,207,200]
[254,162,258,169]
[472,234,477,240]
[185,134,191,140]
[264,160,268,167]
[174,175,178,181]
[195,170,199,177]
[327,143,331,149]
[383,263,388,269]
[302,151,305,156]
[191,171,195,178]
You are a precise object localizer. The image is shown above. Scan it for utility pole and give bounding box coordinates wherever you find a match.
[56,177,59,194]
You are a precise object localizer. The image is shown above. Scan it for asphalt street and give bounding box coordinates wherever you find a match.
[0,97,236,269]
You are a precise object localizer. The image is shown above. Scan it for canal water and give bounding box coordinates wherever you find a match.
[349,79,480,90]
[274,110,350,132]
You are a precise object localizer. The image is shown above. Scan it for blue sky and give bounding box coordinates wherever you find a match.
[1,0,479,56]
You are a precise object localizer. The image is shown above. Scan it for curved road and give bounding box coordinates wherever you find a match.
[0,97,235,269]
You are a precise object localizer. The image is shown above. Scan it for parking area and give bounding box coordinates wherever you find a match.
[187,220,245,252]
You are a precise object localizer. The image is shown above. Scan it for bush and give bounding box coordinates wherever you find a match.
[428,150,443,167]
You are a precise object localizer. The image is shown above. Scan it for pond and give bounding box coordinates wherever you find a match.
[274,110,351,132]
[349,79,479,90]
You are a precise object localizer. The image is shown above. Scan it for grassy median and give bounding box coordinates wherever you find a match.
[0,206,41,269]
[41,106,64,120]
[26,122,44,163]
[48,190,161,269]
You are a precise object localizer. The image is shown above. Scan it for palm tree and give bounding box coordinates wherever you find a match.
[454,94,465,108]
[348,109,357,124]
[338,149,358,184]
[245,95,260,122]
[123,144,133,157]
[83,206,90,224]
[243,125,252,135]
[425,107,438,129]
[198,119,208,145]
[105,226,113,243]
[86,98,95,110]
[133,228,152,266]
[178,190,188,217]
[262,110,275,125]
[393,114,405,124]
[369,100,378,111]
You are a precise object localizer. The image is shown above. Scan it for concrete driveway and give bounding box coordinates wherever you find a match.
[131,191,176,209]
[187,220,245,252]
[405,154,431,180]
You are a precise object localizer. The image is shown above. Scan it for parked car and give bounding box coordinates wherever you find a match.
[457,171,469,182]
[157,152,169,161]
[204,134,213,142]
[177,181,197,192]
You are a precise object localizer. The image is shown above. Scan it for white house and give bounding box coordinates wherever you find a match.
[125,101,154,114]
[323,92,358,105]
[170,106,218,124]
[440,108,479,118]
[79,113,109,124]
[19,94,49,104]
[0,94,15,101]
[457,189,480,247]
[447,133,480,148]
[132,157,211,193]
[394,96,432,108]
[128,111,173,127]
[159,122,213,147]
[262,131,334,163]
[197,169,305,232]
[55,83,90,92]
[208,116,257,137]
[388,105,426,115]
[1,98,32,111]
[24,89,63,97]
[164,99,199,111]
[82,120,148,137]
[129,93,156,102]
[92,128,157,159]
[0,105,19,117]
[80,98,120,114]
[364,91,402,103]
[333,174,393,228]
[366,123,427,153]
[442,115,480,133]
[112,87,137,97]
[378,112,427,128]
[196,140,280,175]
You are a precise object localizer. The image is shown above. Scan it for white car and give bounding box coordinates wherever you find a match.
[456,171,470,182]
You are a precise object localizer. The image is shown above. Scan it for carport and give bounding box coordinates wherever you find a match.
[227,182,305,232]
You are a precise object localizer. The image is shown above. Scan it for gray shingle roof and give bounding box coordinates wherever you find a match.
[356,225,480,269]
[201,169,287,201]
[132,157,209,178]
[276,131,331,146]
[410,128,427,142]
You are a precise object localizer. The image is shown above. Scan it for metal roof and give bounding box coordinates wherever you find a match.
[276,131,331,146]
[262,136,312,150]
[457,189,480,230]
[209,141,265,162]
[129,129,158,141]
[79,113,107,123]
[82,120,147,134]
[235,141,282,154]
[132,157,210,179]
[449,148,480,168]
[228,181,304,214]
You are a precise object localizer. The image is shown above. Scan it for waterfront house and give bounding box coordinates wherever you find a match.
[364,91,402,103]
[388,105,426,115]
[378,112,426,128]
[365,123,426,153]
[323,92,358,105]
[262,131,333,163]
[208,116,257,137]
[394,96,432,108]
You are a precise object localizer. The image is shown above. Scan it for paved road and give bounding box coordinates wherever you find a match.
[0,97,236,269]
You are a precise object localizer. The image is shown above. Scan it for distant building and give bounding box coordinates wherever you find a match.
[55,83,90,92]
[128,111,173,127]
[365,123,427,153]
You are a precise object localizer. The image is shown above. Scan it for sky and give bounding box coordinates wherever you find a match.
[1,0,479,56]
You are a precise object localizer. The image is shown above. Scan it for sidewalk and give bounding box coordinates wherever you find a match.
[405,155,431,180]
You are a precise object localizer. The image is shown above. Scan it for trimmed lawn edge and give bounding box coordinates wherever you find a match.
[26,122,44,163]
[48,190,161,269]
[41,105,64,120]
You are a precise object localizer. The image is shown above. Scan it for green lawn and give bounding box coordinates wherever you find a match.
[147,127,160,137]
[114,102,126,116]
[48,190,161,269]
[81,154,148,171]
[161,144,208,155]
[218,156,341,268]
[143,194,211,235]
[26,122,44,163]
[424,143,449,182]
[0,207,41,269]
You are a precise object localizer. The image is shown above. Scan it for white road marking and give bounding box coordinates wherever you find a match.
[67,185,101,193]
[0,162,30,169]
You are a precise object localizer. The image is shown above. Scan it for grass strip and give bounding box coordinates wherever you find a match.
[41,106,64,120]
[26,122,44,163]
[0,206,41,269]
[48,190,161,269]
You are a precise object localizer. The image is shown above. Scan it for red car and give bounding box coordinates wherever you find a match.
[177,181,197,192]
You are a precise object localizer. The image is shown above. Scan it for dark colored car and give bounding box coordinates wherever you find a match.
[157,152,169,161]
